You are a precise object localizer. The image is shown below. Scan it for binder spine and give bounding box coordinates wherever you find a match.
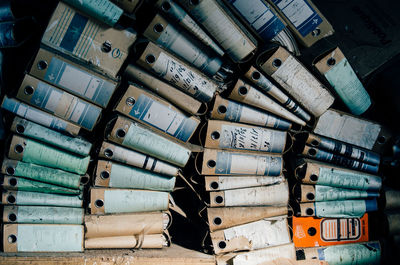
[205,175,285,191]
[300,199,377,218]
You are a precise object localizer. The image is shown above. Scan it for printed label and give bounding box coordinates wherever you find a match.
[321,218,361,242]
[28,81,101,130]
[219,124,285,153]
[318,167,381,191]
[272,0,322,36]
[17,224,83,252]
[190,0,254,61]
[129,94,197,142]
[223,218,290,250]
[108,163,175,191]
[224,183,288,206]
[151,52,215,102]
[314,110,381,150]
[2,97,68,132]
[44,57,116,107]
[122,123,191,167]
[225,100,291,130]
[103,190,169,213]
[215,151,282,176]
[318,242,381,264]
[325,58,371,115]
[229,0,285,40]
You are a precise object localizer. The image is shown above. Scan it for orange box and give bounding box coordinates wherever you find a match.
[293,214,369,247]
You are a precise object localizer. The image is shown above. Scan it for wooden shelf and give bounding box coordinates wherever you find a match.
[0,244,215,265]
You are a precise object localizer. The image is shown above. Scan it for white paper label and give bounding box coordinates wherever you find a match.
[59,65,100,99]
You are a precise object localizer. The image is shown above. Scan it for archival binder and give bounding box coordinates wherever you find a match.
[259,46,334,117]
[228,79,306,126]
[177,0,257,62]
[89,188,169,214]
[201,148,283,176]
[8,135,90,175]
[115,84,200,142]
[266,0,334,47]
[292,215,369,247]
[205,120,287,153]
[1,96,80,136]
[294,159,382,191]
[207,206,287,231]
[99,141,179,177]
[107,115,191,167]
[124,64,202,115]
[210,216,291,254]
[11,117,92,156]
[209,182,289,207]
[2,205,84,224]
[3,224,84,252]
[17,75,102,131]
[94,160,175,191]
[210,95,292,130]
[41,2,137,78]
[84,234,167,249]
[1,159,85,190]
[205,175,285,191]
[85,212,168,238]
[313,109,392,153]
[29,48,118,108]
[314,47,371,115]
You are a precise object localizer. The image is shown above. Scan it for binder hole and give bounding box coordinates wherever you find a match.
[100,171,110,179]
[16,124,25,134]
[161,1,171,11]
[126,97,136,106]
[116,129,126,138]
[8,213,17,222]
[312,28,321,37]
[217,105,227,114]
[213,217,222,225]
[6,167,15,175]
[37,60,48,70]
[306,208,314,216]
[327,58,336,66]
[311,140,319,146]
[190,0,199,5]
[306,192,315,201]
[104,148,114,158]
[218,241,226,249]
[8,178,17,187]
[272,59,282,68]
[14,144,24,154]
[146,54,156,64]
[310,174,318,182]
[377,136,386,144]
[24,85,34,95]
[154,23,164,33]
[101,41,112,53]
[7,194,16,204]
[238,86,248,96]
[8,235,17,244]
[307,227,317,236]
[308,148,317,156]
[207,160,216,168]
[211,131,220,140]
[95,199,104,208]
[215,195,224,204]
[251,71,261,80]
[80,176,89,184]
[210,181,219,190]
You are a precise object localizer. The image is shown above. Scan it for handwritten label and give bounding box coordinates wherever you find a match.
[219,124,285,153]
[151,52,215,102]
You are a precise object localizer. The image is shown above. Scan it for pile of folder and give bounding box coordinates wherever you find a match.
[0,0,399,263]
[1,117,91,252]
